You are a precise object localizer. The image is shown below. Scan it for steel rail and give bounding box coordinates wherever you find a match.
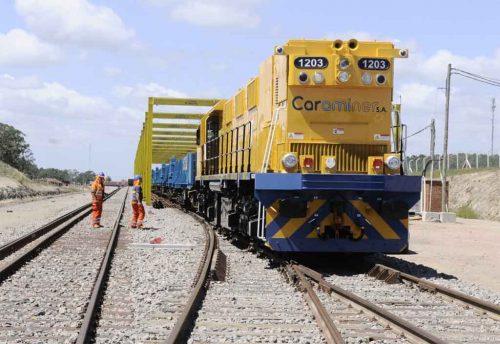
[369,264,500,319]
[0,187,121,260]
[76,188,129,343]
[165,211,217,344]
[0,188,121,284]
[286,265,345,344]
[297,264,447,344]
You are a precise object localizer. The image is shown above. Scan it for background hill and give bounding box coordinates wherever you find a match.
[449,169,500,221]
[0,161,81,201]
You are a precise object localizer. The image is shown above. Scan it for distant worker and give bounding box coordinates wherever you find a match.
[90,172,106,228]
[131,175,145,229]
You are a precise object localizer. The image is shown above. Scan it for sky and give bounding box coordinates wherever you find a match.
[0,0,499,180]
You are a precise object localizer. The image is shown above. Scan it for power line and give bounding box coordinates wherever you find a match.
[406,124,432,139]
[441,64,500,212]
[453,72,500,87]
[452,68,500,83]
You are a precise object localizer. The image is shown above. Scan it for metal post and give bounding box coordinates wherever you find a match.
[492,98,496,157]
[428,119,435,212]
[442,64,452,212]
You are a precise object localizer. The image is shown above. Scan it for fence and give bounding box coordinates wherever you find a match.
[405,153,500,175]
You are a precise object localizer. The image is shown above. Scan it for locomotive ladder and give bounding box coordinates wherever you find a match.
[257,105,284,239]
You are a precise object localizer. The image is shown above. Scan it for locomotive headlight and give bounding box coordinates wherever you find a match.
[325,157,336,169]
[282,153,298,169]
[385,155,401,170]
[376,74,386,85]
[339,57,350,70]
[298,72,309,84]
[313,72,325,84]
[361,72,372,85]
[337,71,350,83]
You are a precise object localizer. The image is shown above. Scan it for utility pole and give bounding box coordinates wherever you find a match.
[428,119,436,212]
[441,64,452,212]
[492,98,496,156]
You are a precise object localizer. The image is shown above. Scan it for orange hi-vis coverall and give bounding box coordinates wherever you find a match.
[90,176,105,228]
[131,180,145,229]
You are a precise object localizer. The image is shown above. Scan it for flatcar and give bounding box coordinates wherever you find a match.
[153,39,421,253]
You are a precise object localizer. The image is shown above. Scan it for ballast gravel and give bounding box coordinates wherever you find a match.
[321,263,500,343]
[94,202,205,343]
[0,188,126,344]
[188,236,326,343]
[0,191,91,247]
[374,254,500,306]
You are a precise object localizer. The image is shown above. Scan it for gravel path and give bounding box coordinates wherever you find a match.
[0,188,126,344]
[188,236,325,343]
[0,191,92,247]
[94,203,205,343]
[375,254,500,305]
[321,270,500,343]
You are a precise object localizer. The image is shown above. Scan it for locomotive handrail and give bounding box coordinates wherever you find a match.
[202,121,252,175]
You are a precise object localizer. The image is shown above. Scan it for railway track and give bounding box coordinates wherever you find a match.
[93,195,207,343]
[0,187,121,282]
[148,194,325,343]
[0,188,127,343]
[6,188,495,343]
[151,195,500,343]
[186,233,325,343]
[289,263,500,343]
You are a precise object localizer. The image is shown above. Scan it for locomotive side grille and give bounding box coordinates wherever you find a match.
[290,143,388,173]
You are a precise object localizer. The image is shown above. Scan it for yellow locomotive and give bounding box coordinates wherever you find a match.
[194,39,420,253]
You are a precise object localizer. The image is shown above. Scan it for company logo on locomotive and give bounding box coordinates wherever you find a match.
[291,96,388,113]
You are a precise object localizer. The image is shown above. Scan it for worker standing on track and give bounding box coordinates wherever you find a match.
[90,172,106,228]
[131,175,145,229]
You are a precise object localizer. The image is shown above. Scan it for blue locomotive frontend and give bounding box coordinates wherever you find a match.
[254,173,421,253]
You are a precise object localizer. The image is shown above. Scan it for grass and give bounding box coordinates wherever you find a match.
[0,161,32,185]
[453,205,480,219]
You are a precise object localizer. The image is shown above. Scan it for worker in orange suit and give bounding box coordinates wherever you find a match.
[130,175,145,229]
[90,172,106,228]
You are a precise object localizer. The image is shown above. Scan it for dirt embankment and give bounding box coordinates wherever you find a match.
[449,170,500,221]
[0,161,83,201]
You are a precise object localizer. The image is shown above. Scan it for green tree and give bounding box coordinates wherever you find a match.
[37,168,71,182]
[75,171,96,185]
[0,123,37,176]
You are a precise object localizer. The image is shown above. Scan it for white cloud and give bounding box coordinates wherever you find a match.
[398,48,500,84]
[0,74,144,177]
[103,66,122,78]
[172,0,261,28]
[15,0,136,49]
[0,29,62,66]
[0,74,110,121]
[394,47,500,155]
[144,0,262,28]
[113,82,187,107]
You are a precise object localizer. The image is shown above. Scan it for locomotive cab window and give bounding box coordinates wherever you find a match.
[206,113,220,141]
[205,111,221,175]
